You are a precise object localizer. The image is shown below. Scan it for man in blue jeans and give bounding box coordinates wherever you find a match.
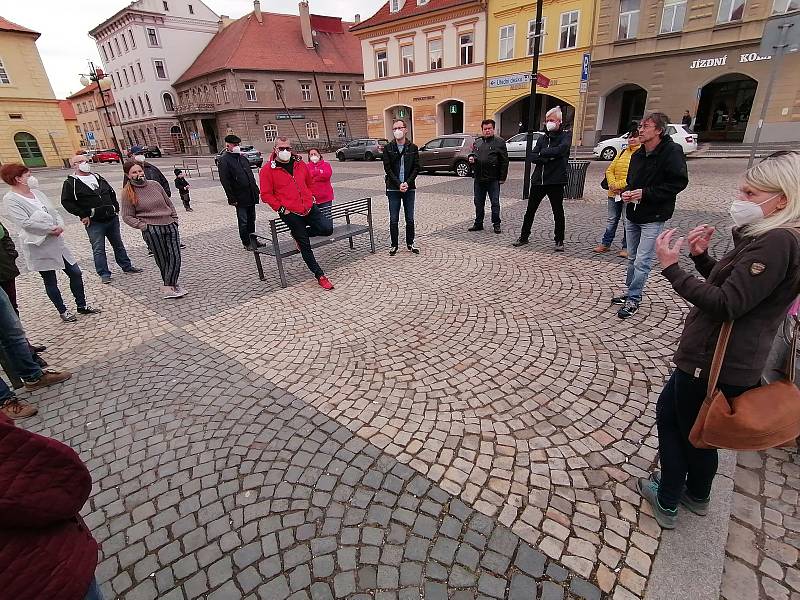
[468,119,509,234]
[0,288,72,419]
[382,119,421,255]
[612,112,688,318]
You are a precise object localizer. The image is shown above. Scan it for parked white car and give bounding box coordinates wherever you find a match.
[505,132,545,159]
[593,124,698,161]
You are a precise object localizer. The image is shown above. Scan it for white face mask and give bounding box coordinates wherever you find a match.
[77,161,92,173]
[545,121,559,132]
[230,146,241,154]
[26,175,39,189]
[277,149,292,162]
[393,129,405,140]
[309,155,320,163]
[134,155,146,163]
[729,193,781,227]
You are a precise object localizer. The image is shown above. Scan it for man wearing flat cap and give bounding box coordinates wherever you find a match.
[217,134,262,250]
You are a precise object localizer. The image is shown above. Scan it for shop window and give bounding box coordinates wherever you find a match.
[717,0,746,23]
[618,0,639,39]
[560,11,579,49]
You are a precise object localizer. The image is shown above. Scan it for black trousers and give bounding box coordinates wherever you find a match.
[180,190,191,210]
[520,184,565,243]
[280,205,334,278]
[656,369,756,509]
[236,204,257,247]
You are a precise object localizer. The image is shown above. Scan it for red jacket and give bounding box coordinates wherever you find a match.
[0,414,98,600]
[259,153,315,215]
[308,159,334,204]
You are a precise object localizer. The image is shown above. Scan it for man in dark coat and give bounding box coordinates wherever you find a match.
[468,119,509,234]
[218,134,263,250]
[513,106,572,251]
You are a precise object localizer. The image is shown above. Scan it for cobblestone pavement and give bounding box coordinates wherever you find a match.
[3,156,792,599]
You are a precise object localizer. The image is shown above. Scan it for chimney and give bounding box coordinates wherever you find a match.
[217,15,231,31]
[299,1,314,49]
[254,0,263,23]
[354,13,361,23]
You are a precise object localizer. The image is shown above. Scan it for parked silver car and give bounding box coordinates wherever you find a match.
[505,132,545,159]
[335,138,388,161]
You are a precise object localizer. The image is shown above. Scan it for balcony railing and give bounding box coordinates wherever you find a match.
[176,102,216,114]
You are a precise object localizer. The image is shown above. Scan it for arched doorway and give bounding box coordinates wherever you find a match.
[171,125,185,153]
[384,105,413,140]
[496,94,575,139]
[695,73,757,143]
[437,100,464,135]
[597,84,647,141]
[14,132,46,167]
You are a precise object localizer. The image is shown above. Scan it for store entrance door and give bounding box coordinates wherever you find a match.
[695,74,757,143]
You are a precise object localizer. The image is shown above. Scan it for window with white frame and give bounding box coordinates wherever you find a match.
[618,0,639,39]
[122,35,129,52]
[123,69,130,85]
[130,66,137,83]
[213,85,220,103]
[773,0,800,13]
[274,81,283,101]
[222,83,229,102]
[359,84,365,100]
[0,59,10,84]
[717,0,746,23]
[306,121,319,139]
[528,17,546,55]
[376,50,388,78]
[137,62,144,80]
[428,38,443,70]
[337,121,347,137]
[189,4,194,14]
[301,83,312,101]
[138,96,145,114]
[147,27,159,46]
[163,1,169,10]
[153,60,167,79]
[325,83,335,101]
[264,124,278,143]
[129,30,136,49]
[101,45,109,61]
[660,0,687,33]
[390,0,400,12]
[560,11,579,48]
[115,37,122,54]
[131,98,138,116]
[145,93,152,112]
[499,25,515,60]
[341,84,351,101]
[108,42,115,59]
[401,44,414,74]
[460,32,474,65]
[244,82,257,102]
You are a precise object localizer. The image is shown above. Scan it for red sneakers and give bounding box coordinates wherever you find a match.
[317,276,334,290]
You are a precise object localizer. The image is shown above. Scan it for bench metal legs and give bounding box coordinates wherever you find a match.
[276,254,288,288]
[345,211,354,249]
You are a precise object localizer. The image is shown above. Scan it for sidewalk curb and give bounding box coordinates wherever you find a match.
[645,450,736,600]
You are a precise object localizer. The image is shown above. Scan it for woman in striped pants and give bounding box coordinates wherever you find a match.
[120,161,187,299]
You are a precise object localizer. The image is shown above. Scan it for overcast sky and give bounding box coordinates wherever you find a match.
[4,0,382,99]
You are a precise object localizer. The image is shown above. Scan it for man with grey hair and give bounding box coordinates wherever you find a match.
[514,106,571,251]
[613,111,688,318]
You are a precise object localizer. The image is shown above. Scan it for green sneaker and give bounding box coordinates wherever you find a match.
[638,477,677,529]
[651,471,710,516]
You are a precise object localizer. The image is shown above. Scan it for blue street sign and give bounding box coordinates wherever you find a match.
[581,52,591,82]
[86,131,95,141]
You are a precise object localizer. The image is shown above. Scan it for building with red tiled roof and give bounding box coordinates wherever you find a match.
[0,16,38,37]
[349,0,486,143]
[58,100,84,152]
[67,81,120,151]
[172,0,367,154]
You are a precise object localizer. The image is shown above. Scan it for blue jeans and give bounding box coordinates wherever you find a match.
[624,220,665,302]
[473,180,501,225]
[86,216,133,278]
[387,190,416,247]
[318,202,333,229]
[83,578,104,600]
[0,287,43,404]
[39,259,87,315]
[601,198,627,248]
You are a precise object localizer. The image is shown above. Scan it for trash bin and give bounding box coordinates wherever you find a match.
[564,159,590,199]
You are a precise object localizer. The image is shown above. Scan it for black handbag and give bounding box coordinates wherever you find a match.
[601,177,609,190]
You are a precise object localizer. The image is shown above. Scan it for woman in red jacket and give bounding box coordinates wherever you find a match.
[307,148,334,227]
[0,413,102,599]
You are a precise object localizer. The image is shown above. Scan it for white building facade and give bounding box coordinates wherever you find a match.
[89,0,219,153]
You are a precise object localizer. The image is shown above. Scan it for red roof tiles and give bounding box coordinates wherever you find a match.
[58,100,77,120]
[350,0,476,32]
[0,15,39,37]
[175,11,363,85]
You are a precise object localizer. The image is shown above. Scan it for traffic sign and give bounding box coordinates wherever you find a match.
[580,52,591,82]
[86,131,95,142]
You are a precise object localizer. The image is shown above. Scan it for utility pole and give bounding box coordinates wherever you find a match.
[522,0,544,200]
[79,61,123,158]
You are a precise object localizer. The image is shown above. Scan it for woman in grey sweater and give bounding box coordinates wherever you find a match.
[120,161,186,299]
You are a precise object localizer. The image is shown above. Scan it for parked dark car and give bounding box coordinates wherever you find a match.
[214,145,263,168]
[91,149,122,164]
[142,146,162,158]
[418,134,477,177]
[335,138,388,162]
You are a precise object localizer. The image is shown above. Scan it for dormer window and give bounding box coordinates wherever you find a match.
[390,0,401,13]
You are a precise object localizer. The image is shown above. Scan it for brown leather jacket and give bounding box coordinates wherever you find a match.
[663,226,800,386]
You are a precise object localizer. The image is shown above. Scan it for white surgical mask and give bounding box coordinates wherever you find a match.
[393,129,405,140]
[277,149,292,162]
[26,175,39,189]
[231,146,241,154]
[309,155,320,163]
[545,121,558,132]
[78,161,92,173]
[134,155,146,163]
[729,193,780,227]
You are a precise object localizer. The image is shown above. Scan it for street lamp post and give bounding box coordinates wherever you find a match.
[79,61,123,158]
[522,0,544,200]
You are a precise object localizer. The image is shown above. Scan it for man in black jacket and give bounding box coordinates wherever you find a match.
[468,119,509,234]
[513,107,572,251]
[218,134,262,250]
[61,155,142,284]
[382,119,421,255]
[613,112,689,318]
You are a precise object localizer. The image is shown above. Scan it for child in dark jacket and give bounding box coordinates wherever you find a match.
[174,169,192,212]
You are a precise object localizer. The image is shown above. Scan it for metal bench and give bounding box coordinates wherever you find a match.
[250,197,375,288]
[180,159,202,178]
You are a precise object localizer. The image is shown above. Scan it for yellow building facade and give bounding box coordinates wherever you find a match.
[0,17,73,168]
[485,0,597,140]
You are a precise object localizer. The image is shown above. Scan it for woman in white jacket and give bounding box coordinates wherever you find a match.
[1,164,100,322]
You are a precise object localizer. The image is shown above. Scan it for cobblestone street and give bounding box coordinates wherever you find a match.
[6,156,797,600]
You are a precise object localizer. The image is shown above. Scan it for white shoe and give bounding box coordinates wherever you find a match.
[163,287,188,299]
